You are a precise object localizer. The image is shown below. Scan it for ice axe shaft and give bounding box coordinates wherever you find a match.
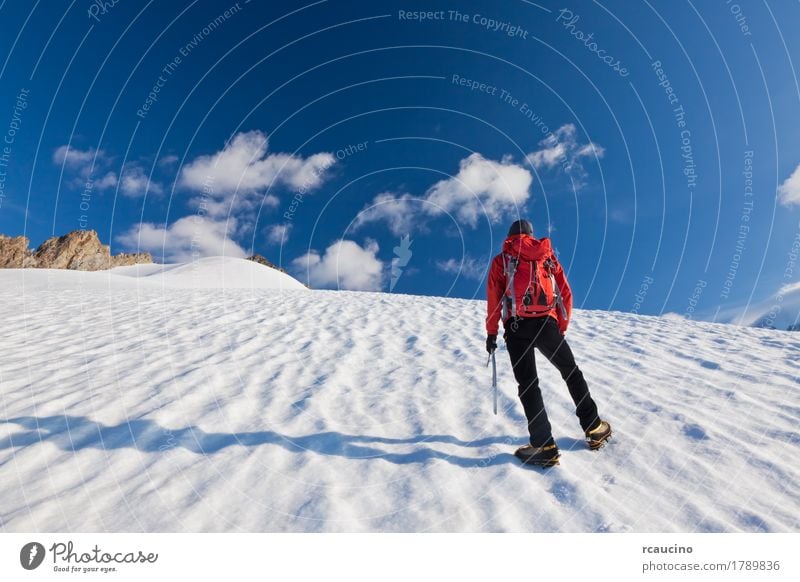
[487,349,497,415]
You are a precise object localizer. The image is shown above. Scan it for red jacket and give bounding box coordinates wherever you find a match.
[486,234,573,335]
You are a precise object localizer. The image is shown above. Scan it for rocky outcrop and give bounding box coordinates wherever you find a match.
[0,235,37,268]
[33,230,111,270]
[110,252,153,268]
[247,253,310,288]
[0,230,152,270]
[247,253,286,273]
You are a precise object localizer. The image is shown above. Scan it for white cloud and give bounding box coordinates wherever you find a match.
[436,256,489,281]
[526,123,604,184]
[717,279,800,330]
[353,192,419,236]
[53,145,105,168]
[158,154,179,168]
[265,223,293,245]
[179,130,335,194]
[120,164,163,197]
[116,216,247,263]
[177,130,335,227]
[292,239,383,291]
[528,141,567,169]
[355,154,533,232]
[778,281,800,296]
[425,153,533,226]
[53,145,118,189]
[778,163,800,206]
[661,312,687,321]
[94,171,118,190]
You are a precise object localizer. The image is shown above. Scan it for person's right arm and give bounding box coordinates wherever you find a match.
[486,255,505,336]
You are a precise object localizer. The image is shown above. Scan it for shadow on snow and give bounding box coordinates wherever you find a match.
[0,415,580,469]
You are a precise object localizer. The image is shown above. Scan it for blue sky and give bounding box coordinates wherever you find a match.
[1,0,799,321]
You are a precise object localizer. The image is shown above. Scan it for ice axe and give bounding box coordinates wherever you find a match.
[486,349,497,415]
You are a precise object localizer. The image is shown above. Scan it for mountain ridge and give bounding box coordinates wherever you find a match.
[0,229,152,270]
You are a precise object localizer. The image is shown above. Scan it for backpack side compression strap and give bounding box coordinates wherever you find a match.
[544,258,568,319]
[502,253,519,321]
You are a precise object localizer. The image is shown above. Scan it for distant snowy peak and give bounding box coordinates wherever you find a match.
[0,256,307,291]
[744,282,800,332]
[119,256,307,290]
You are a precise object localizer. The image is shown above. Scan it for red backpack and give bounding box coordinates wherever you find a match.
[501,253,560,321]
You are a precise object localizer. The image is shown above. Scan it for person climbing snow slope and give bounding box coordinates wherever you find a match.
[486,219,612,467]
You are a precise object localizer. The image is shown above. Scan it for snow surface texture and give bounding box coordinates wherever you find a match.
[0,259,798,532]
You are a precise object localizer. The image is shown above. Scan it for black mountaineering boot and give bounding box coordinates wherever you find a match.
[514,442,561,467]
[585,420,612,450]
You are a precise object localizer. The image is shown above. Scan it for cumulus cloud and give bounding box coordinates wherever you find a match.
[292,239,383,291]
[176,130,335,229]
[778,163,800,206]
[425,153,533,226]
[53,145,105,168]
[353,192,420,236]
[94,172,118,190]
[53,145,119,189]
[119,164,163,197]
[526,123,604,184]
[180,130,335,194]
[265,223,293,245]
[357,154,533,232]
[436,255,489,281]
[53,145,165,196]
[116,216,247,263]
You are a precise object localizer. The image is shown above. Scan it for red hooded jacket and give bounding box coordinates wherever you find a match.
[486,234,572,335]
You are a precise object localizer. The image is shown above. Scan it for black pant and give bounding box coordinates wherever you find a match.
[505,316,600,447]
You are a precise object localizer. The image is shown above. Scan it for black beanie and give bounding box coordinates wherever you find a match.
[507,219,533,236]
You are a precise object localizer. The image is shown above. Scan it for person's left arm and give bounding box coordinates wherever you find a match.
[551,255,572,333]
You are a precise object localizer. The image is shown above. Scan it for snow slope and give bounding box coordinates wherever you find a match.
[0,256,307,292]
[0,264,798,532]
